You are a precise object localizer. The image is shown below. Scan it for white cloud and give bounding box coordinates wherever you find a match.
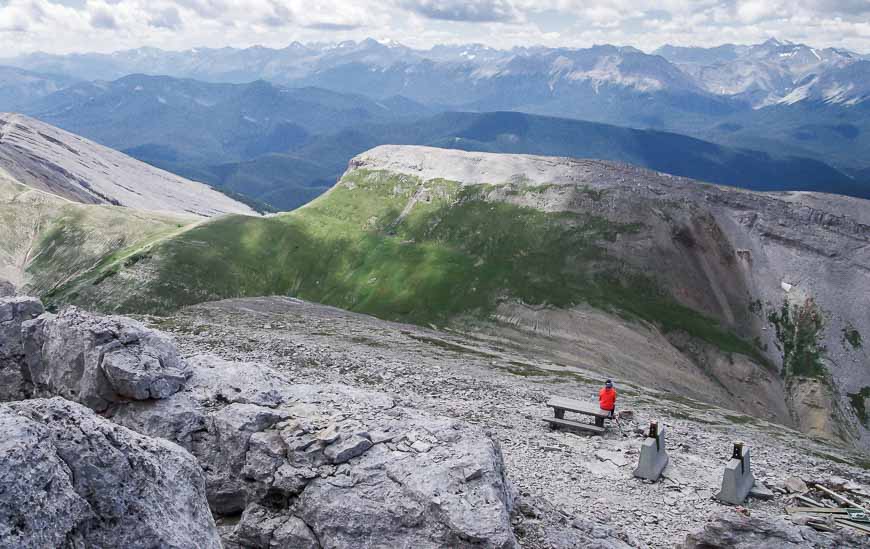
[399,0,521,23]
[0,0,867,55]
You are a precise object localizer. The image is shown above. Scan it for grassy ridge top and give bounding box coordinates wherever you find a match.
[47,169,763,362]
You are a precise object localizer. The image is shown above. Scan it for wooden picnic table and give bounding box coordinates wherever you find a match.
[543,397,611,435]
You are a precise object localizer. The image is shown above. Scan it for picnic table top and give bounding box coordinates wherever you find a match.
[547,397,611,418]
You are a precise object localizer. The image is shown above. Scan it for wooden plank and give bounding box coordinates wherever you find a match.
[806,522,837,533]
[547,397,611,418]
[543,417,605,435]
[795,495,831,508]
[786,506,849,515]
[835,519,870,534]
[814,484,869,512]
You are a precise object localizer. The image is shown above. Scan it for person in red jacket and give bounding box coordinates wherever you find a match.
[599,379,617,418]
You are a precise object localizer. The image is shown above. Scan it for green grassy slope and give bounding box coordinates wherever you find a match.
[49,169,762,361]
[0,175,197,295]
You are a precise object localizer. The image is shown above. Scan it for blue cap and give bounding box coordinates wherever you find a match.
[605,380,613,388]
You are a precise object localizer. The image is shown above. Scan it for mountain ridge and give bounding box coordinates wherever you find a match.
[37,145,870,449]
[4,38,866,108]
[0,112,255,217]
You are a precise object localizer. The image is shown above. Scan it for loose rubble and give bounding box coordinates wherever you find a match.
[680,513,864,548]
[2,295,869,547]
[0,397,220,549]
[151,296,870,548]
[111,355,518,548]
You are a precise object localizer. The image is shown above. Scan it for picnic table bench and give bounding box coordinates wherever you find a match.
[543,397,611,435]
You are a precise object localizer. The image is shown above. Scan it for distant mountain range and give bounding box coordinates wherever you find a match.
[2,72,863,210]
[4,38,867,109]
[654,38,868,107]
[0,66,77,111]
[25,74,430,165]
[0,38,867,209]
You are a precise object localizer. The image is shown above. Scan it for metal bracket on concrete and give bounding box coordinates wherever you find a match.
[633,421,669,481]
[717,441,755,505]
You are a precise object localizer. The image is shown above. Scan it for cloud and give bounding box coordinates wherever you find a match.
[305,21,361,31]
[0,0,868,56]
[802,0,870,15]
[89,7,117,29]
[400,0,521,22]
[149,6,183,29]
[174,0,229,20]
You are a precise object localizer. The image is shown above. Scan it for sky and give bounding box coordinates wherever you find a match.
[0,0,868,56]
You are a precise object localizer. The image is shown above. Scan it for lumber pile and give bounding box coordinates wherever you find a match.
[785,480,870,536]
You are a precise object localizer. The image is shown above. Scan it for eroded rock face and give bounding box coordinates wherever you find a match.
[20,306,189,410]
[680,513,868,548]
[0,397,220,549]
[0,296,43,401]
[111,355,518,548]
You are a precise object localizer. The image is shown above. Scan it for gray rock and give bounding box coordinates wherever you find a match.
[5,304,517,548]
[21,306,189,410]
[232,504,319,549]
[0,296,43,401]
[323,433,373,464]
[0,397,219,549]
[0,280,14,297]
[680,514,868,548]
[110,356,518,548]
[784,477,809,494]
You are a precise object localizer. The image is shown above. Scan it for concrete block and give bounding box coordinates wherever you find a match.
[717,443,755,505]
[633,423,669,481]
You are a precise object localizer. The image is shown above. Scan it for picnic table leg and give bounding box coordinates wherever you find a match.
[555,408,565,419]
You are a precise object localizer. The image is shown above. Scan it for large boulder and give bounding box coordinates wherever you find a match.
[21,306,189,410]
[681,513,869,548]
[0,397,220,549]
[0,296,43,400]
[111,355,518,548]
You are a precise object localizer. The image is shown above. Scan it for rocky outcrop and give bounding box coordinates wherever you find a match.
[20,307,189,410]
[0,397,220,549]
[7,303,518,548]
[0,296,43,400]
[113,355,518,548]
[680,514,868,548]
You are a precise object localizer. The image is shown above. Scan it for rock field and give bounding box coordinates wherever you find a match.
[150,296,870,548]
[1,293,869,547]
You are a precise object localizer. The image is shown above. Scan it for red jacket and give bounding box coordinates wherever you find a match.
[599,387,617,411]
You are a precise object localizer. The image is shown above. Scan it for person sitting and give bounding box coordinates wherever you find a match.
[599,379,617,418]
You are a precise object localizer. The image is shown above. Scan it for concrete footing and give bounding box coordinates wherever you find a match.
[633,423,669,481]
[717,443,755,505]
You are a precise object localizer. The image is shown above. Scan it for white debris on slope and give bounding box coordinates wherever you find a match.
[0,112,256,217]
